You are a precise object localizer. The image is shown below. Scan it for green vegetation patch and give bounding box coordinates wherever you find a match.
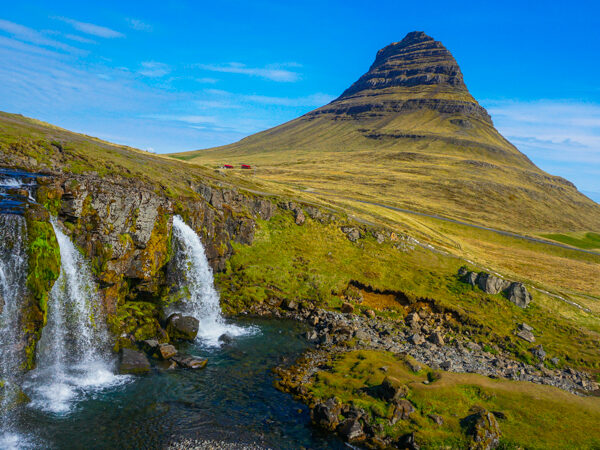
[23,205,61,369]
[217,212,600,368]
[307,350,600,449]
[541,232,600,250]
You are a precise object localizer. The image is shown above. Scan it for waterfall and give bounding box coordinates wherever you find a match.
[26,221,127,414]
[171,215,254,346]
[0,215,28,448]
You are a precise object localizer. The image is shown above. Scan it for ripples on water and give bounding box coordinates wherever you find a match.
[15,318,343,449]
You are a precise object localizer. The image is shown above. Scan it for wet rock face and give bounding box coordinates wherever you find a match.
[166,313,199,341]
[119,348,150,375]
[311,397,341,431]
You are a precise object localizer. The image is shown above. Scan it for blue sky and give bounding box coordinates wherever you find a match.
[1,1,599,201]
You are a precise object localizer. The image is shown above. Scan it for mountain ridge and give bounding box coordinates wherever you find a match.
[173,31,600,232]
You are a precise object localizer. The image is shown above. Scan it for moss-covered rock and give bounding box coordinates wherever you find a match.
[22,203,60,370]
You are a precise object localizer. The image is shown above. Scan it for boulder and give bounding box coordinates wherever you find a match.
[506,282,532,308]
[311,397,341,431]
[140,339,159,354]
[119,348,150,375]
[476,273,510,295]
[283,299,298,311]
[519,323,533,332]
[294,208,306,225]
[405,312,420,327]
[337,418,365,443]
[157,343,177,360]
[218,333,234,345]
[391,399,415,424]
[530,345,546,362]
[380,376,409,402]
[341,302,354,314]
[171,355,207,369]
[468,410,501,450]
[465,271,478,286]
[341,226,361,242]
[429,414,444,425]
[396,432,420,450]
[516,329,535,343]
[428,331,445,346]
[408,333,425,345]
[166,313,199,341]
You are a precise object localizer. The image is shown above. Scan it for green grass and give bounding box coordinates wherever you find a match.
[541,232,600,250]
[306,350,600,449]
[217,211,600,369]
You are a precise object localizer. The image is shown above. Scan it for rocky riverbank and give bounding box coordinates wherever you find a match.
[261,304,598,395]
[258,302,599,448]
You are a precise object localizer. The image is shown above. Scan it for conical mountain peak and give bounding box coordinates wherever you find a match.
[340,31,467,99]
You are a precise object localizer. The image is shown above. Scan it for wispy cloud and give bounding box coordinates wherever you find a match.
[64,34,96,44]
[126,18,153,32]
[197,89,333,108]
[0,19,79,53]
[483,99,600,194]
[195,77,219,84]
[197,62,301,82]
[55,17,124,38]
[244,92,334,106]
[138,61,170,77]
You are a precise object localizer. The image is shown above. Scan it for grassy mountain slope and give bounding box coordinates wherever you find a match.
[173,32,600,233]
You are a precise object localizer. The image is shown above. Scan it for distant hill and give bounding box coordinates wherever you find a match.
[173,31,600,232]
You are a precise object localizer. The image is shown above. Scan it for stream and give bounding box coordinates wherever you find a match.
[16,318,343,449]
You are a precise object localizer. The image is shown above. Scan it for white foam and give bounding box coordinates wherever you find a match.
[26,222,130,414]
[171,216,258,347]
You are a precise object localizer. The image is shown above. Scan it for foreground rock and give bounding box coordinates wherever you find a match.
[172,355,207,369]
[119,348,150,375]
[166,313,199,341]
[460,268,532,308]
[467,409,501,450]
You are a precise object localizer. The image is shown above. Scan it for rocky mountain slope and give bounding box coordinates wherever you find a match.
[174,31,600,233]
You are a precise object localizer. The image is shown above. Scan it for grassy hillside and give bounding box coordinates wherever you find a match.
[302,350,600,449]
[173,34,600,233]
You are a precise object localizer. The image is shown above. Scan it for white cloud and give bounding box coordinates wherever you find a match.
[126,18,153,32]
[244,92,334,106]
[482,99,600,193]
[197,62,300,82]
[0,19,80,53]
[195,77,219,84]
[55,17,124,38]
[138,61,171,77]
[64,34,96,44]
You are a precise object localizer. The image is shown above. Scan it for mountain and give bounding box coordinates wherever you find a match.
[173,32,600,233]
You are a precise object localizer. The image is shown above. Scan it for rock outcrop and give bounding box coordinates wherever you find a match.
[460,268,532,308]
[119,348,151,375]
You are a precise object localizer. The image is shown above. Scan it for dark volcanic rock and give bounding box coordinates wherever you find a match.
[172,355,207,369]
[337,418,365,443]
[311,397,341,431]
[166,313,199,341]
[380,376,409,402]
[119,348,150,375]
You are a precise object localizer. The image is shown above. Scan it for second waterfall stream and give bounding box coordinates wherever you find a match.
[171,215,254,346]
[26,221,127,414]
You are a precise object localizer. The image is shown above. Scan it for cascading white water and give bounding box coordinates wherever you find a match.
[26,221,127,414]
[0,215,29,448]
[171,215,255,346]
